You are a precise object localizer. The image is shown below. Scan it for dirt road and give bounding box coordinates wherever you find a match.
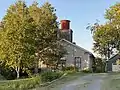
[36,73,108,90]
[61,74,107,90]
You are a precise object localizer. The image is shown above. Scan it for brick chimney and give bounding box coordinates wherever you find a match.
[61,20,70,30]
[60,20,73,42]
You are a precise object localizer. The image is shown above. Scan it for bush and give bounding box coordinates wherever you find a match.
[41,71,63,83]
[65,70,76,75]
[0,67,16,80]
[81,68,92,73]
[94,66,105,73]
[0,74,6,80]
[0,76,40,90]
[63,66,75,71]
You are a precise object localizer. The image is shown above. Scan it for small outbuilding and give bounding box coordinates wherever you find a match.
[107,54,120,72]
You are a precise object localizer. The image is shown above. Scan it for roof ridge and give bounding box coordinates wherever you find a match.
[60,39,92,54]
[109,53,119,60]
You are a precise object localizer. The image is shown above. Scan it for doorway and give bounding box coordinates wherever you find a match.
[75,57,81,69]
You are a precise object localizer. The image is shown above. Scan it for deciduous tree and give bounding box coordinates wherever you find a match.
[0,1,67,78]
[87,3,120,59]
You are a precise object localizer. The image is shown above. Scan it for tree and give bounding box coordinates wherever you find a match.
[93,57,105,73]
[87,3,120,72]
[0,1,67,79]
[40,43,67,70]
[0,1,35,78]
[105,3,120,52]
[87,3,120,59]
[28,2,60,73]
[93,23,116,58]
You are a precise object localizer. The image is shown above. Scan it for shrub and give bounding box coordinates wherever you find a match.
[94,66,105,73]
[41,71,63,83]
[0,74,5,80]
[0,67,16,80]
[63,66,75,71]
[0,76,40,90]
[65,70,76,75]
[81,68,92,73]
[81,70,91,73]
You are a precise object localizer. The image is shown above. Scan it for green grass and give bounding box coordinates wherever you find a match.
[0,76,41,90]
[41,71,63,83]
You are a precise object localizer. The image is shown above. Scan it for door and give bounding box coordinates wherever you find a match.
[75,57,81,69]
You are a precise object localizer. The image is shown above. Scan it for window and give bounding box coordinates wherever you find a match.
[85,60,89,67]
[75,57,81,68]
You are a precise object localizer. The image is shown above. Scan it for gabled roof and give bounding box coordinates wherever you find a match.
[60,39,93,55]
[109,53,120,62]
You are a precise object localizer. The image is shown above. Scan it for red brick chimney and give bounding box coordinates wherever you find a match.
[60,20,73,42]
[60,20,70,30]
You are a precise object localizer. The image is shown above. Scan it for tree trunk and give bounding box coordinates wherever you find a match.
[16,66,20,79]
[16,57,21,79]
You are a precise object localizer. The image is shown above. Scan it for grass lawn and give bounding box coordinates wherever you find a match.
[0,76,40,90]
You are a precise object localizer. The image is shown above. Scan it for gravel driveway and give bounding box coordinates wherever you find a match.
[61,73,107,90]
[35,73,108,90]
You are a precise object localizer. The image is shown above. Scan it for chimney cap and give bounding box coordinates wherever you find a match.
[60,20,70,22]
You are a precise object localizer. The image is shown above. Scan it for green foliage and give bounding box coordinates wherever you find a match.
[0,76,40,90]
[64,70,77,75]
[94,57,105,73]
[28,1,67,70]
[95,67,105,73]
[41,71,63,82]
[0,68,16,80]
[0,1,35,78]
[0,63,15,80]
[0,0,66,78]
[63,66,75,71]
[87,3,120,58]
[28,1,59,73]
[81,69,92,73]
[0,74,5,80]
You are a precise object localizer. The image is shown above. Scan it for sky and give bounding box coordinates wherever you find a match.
[0,0,120,54]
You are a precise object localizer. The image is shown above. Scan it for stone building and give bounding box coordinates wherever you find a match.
[107,54,120,72]
[59,20,94,70]
[39,20,95,70]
